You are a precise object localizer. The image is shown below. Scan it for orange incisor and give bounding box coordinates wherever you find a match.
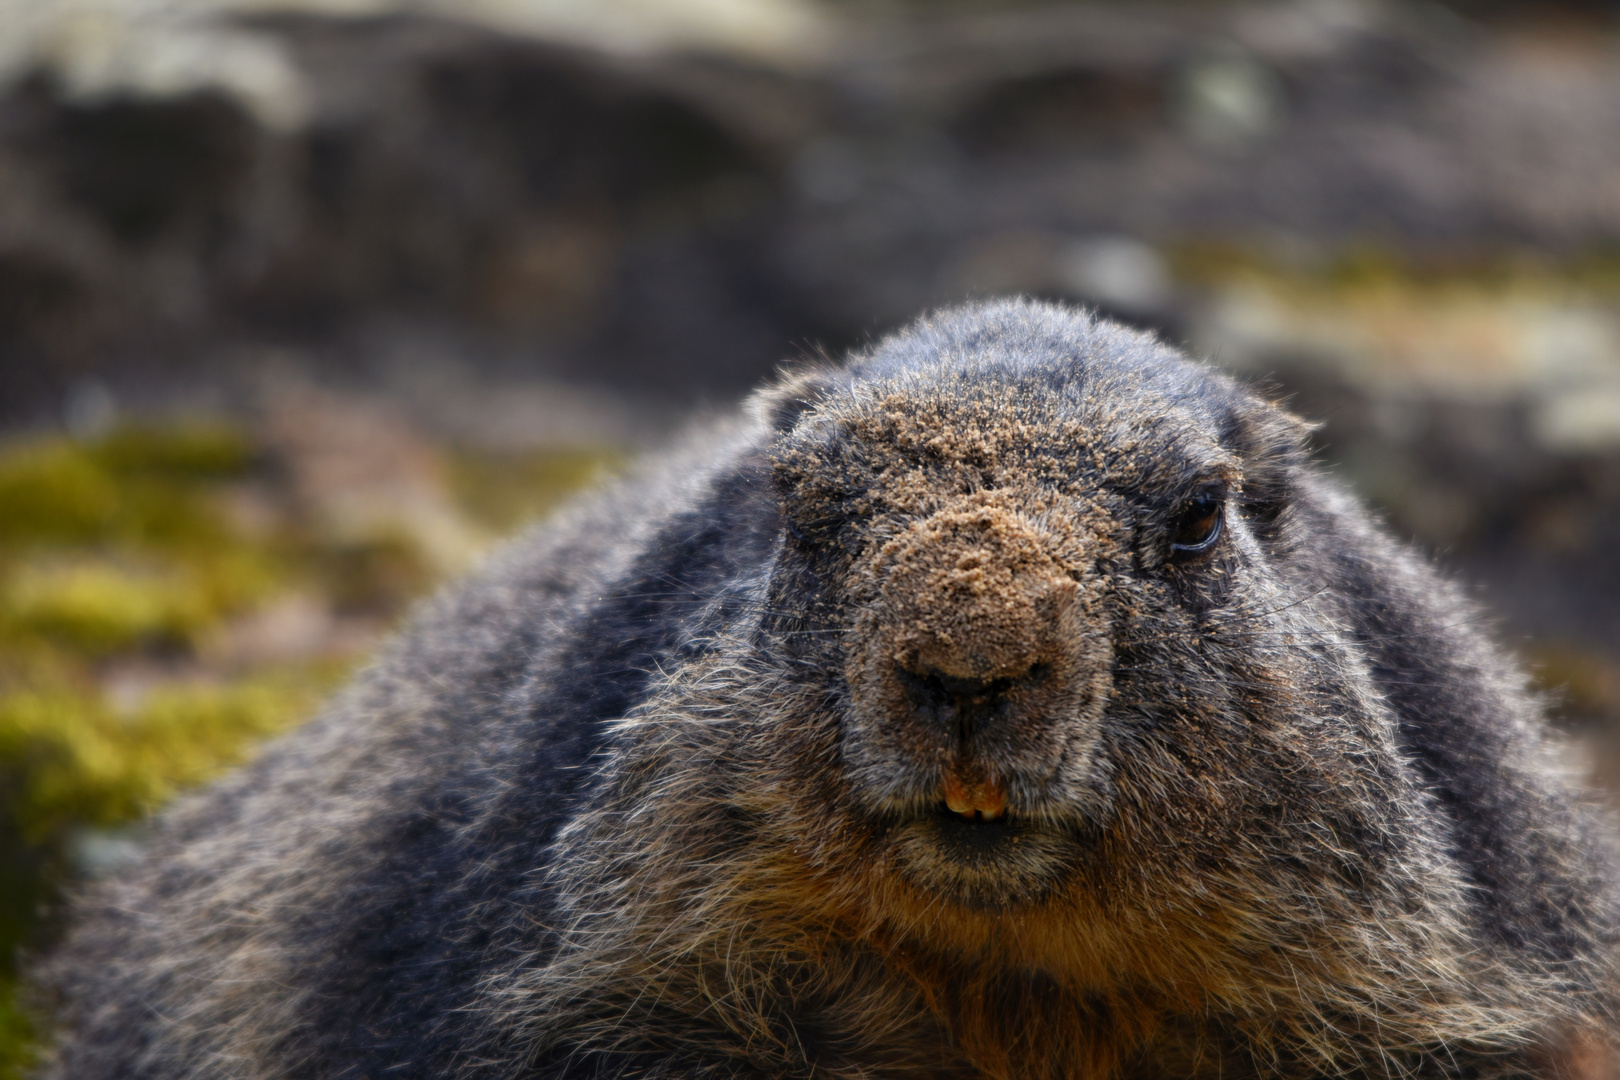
[943,772,1007,821]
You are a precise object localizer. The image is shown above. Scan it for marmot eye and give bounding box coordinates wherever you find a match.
[1171,493,1224,555]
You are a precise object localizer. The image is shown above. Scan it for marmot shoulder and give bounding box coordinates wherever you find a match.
[38,299,1620,1080]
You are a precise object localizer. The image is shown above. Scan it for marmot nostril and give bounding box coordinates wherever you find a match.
[896,668,1010,738]
[895,663,1046,717]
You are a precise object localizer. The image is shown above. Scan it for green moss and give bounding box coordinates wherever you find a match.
[0,445,120,549]
[1527,642,1620,726]
[0,979,35,1080]
[2,549,281,657]
[1165,240,1620,299]
[4,559,205,655]
[448,447,622,533]
[0,670,337,845]
[89,424,253,481]
[0,423,284,663]
[0,425,255,555]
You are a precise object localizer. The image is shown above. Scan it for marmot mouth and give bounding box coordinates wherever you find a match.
[888,803,1076,908]
[938,803,1006,823]
[929,800,1019,852]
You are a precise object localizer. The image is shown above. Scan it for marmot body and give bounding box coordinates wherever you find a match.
[40,301,1620,1079]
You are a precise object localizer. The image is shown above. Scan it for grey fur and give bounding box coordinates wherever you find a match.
[35,300,1620,1079]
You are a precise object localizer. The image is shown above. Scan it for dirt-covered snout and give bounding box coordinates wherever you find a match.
[842,491,1116,821]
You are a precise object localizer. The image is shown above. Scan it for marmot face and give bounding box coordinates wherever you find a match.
[767,360,1395,919]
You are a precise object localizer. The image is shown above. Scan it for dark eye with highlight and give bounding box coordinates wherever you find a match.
[1170,490,1224,556]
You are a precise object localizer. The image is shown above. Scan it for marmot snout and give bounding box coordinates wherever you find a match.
[39,300,1620,1080]
[843,491,1112,836]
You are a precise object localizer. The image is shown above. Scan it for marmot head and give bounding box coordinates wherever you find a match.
[755,301,1413,932]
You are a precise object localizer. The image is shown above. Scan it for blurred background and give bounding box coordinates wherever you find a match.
[5,0,1620,1068]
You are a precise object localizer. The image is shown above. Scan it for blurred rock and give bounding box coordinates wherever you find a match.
[1058,235,1173,313]
[256,374,484,573]
[5,2,1620,427]
[790,135,865,205]
[1173,44,1284,146]
[62,379,117,439]
[199,592,340,668]
[65,825,145,878]
[0,0,828,127]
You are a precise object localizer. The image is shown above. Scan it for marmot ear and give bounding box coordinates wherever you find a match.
[1220,396,1317,541]
[761,364,858,548]
[750,364,844,435]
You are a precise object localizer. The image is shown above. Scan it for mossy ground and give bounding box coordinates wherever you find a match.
[0,419,614,1078]
[1167,241,1620,298]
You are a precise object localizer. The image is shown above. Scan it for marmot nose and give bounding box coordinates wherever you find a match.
[872,498,1079,690]
[895,659,1048,734]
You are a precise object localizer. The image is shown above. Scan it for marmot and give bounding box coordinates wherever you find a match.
[37,300,1620,1079]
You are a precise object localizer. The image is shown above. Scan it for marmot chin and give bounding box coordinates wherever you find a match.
[39,300,1620,1079]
